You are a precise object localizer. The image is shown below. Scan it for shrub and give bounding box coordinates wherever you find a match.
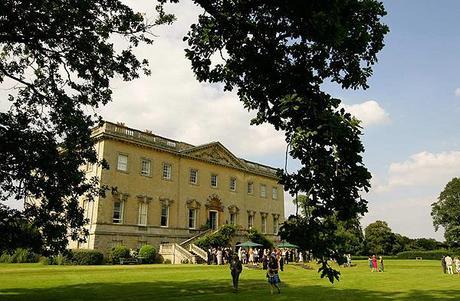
[248,228,274,249]
[396,250,455,260]
[10,248,39,263]
[110,245,130,264]
[70,249,104,265]
[139,245,156,264]
[195,224,237,249]
[55,254,69,265]
[154,253,164,264]
[39,257,52,265]
[164,259,172,264]
[0,252,12,263]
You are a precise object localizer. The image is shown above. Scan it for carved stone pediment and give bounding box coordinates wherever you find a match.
[186,199,201,209]
[247,210,256,217]
[272,213,280,219]
[112,190,129,202]
[160,198,174,207]
[206,194,224,212]
[182,142,246,169]
[137,195,153,204]
[228,205,240,214]
[260,212,268,218]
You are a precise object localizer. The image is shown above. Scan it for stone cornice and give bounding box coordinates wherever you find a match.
[92,121,281,180]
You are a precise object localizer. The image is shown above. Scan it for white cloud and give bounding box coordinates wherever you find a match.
[455,88,460,97]
[374,151,460,193]
[362,196,443,240]
[342,100,390,127]
[99,1,286,160]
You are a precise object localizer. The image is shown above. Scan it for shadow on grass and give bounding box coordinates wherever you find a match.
[1,279,460,301]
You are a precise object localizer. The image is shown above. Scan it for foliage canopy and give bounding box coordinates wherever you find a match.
[185,0,388,282]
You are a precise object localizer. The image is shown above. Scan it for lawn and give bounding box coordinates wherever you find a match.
[0,260,459,301]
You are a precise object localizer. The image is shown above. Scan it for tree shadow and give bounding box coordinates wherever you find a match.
[1,278,460,301]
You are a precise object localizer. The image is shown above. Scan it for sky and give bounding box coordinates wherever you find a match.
[101,0,460,241]
[3,1,460,241]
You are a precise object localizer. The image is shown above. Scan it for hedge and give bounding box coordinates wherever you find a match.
[396,250,458,260]
[70,249,104,265]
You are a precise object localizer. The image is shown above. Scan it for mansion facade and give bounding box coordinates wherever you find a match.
[73,121,284,254]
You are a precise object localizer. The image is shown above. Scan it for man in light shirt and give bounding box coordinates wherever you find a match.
[445,255,453,274]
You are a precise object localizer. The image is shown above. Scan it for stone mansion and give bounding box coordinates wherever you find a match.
[73,121,285,254]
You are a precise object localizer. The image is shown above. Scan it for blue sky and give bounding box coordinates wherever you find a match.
[2,0,459,241]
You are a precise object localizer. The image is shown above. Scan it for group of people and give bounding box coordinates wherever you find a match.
[441,255,460,275]
[368,255,384,272]
[206,247,233,265]
[230,248,288,294]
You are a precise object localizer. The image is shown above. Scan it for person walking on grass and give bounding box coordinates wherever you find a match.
[267,255,281,294]
[368,256,373,272]
[445,255,453,274]
[372,255,378,272]
[230,254,243,292]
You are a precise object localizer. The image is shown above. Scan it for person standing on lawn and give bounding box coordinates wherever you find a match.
[372,255,378,272]
[445,255,453,274]
[379,256,384,272]
[267,255,281,294]
[230,254,243,292]
[441,256,447,274]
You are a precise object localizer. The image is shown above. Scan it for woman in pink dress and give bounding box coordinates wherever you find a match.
[372,255,378,272]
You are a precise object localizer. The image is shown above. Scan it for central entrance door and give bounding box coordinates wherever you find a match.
[209,210,218,230]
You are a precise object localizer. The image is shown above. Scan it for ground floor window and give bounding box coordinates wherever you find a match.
[138,202,148,225]
[188,209,197,229]
[248,214,254,229]
[261,215,267,234]
[161,205,169,227]
[230,213,237,225]
[273,216,279,235]
[113,201,124,224]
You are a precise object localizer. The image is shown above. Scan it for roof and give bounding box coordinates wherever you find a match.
[92,121,281,179]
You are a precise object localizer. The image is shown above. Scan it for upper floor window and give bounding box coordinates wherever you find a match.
[272,187,278,199]
[230,177,237,191]
[163,163,172,180]
[190,169,198,184]
[117,154,128,172]
[141,159,151,176]
[260,184,267,198]
[211,174,218,188]
[113,201,124,224]
[247,182,254,194]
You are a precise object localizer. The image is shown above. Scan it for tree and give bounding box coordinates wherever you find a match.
[248,228,274,249]
[431,177,460,247]
[184,0,388,282]
[0,0,176,255]
[364,220,395,255]
[0,204,43,254]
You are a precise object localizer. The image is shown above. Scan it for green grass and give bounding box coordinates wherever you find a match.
[0,260,459,301]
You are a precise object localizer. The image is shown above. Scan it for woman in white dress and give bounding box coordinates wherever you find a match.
[299,251,303,263]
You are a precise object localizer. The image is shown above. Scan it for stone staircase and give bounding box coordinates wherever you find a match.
[159,229,211,264]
